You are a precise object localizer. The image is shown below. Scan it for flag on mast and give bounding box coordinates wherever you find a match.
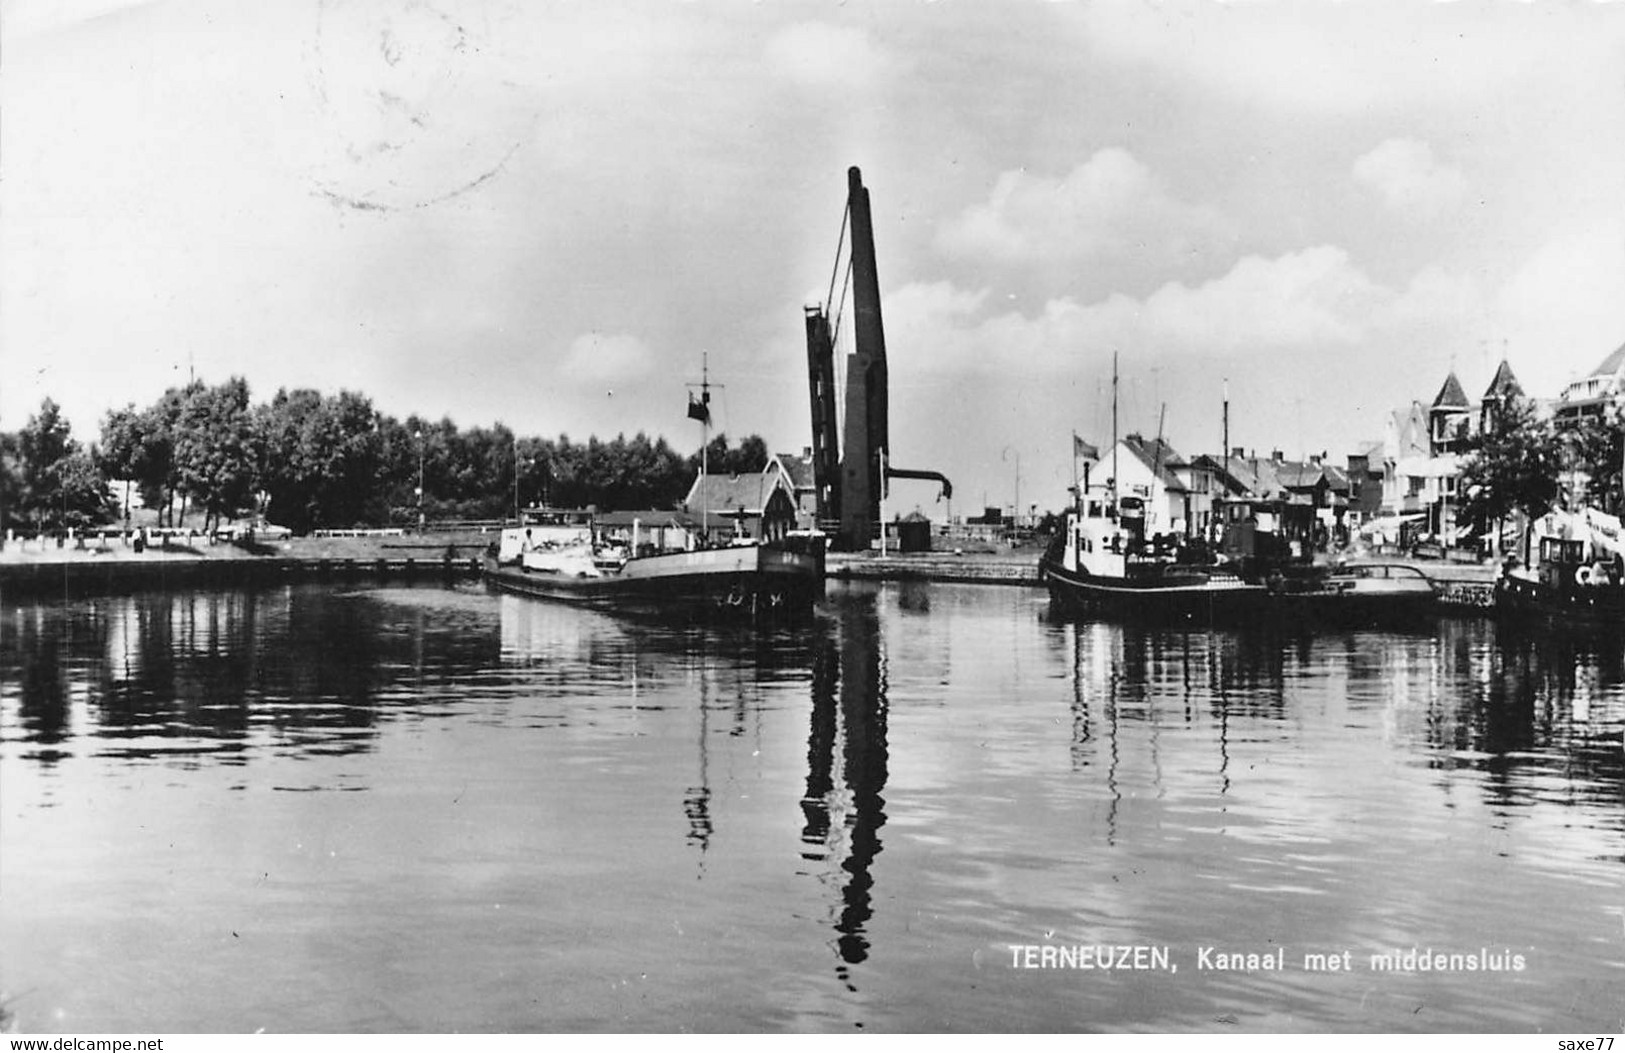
[687,390,711,423]
[1073,434,1100,461]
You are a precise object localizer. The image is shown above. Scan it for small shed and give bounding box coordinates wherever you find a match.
[896,512,933,553]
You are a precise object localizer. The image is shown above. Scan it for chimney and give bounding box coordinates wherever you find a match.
[1231,447,1244,459]
[1271,449,1284,462]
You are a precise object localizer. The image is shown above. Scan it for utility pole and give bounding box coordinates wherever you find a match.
[1002,445,1021,528]
[415,429,425,532]
[878,447,888,555]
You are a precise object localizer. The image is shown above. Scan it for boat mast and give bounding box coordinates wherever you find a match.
[701,352,709,538]
[1111,350,1119,503]
[1221,378,1229,544]
[1152,402,1167,534]
[1070,431,1080,515]
[688,352,717,540]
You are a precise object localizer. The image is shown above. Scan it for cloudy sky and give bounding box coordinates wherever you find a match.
[7,0,1625,514]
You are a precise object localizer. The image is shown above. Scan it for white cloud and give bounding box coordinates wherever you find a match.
[1353,139,1468,218]
[1136,247,1385,351]
[889,245,1389,377]
[935,150,1233,271]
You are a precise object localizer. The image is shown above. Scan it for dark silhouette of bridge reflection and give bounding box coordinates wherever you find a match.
[799,591,888,991]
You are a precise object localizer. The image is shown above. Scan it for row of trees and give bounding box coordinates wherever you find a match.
[0,379,772,536]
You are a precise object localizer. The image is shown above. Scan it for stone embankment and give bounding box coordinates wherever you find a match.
[1414,560,1498,610]
[0,529,496,596]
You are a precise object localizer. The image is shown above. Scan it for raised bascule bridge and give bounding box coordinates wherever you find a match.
[804,167,951,552]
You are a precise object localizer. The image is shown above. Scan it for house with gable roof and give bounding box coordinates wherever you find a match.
[683,465,798,544]
[768,449,819,529]
[1094,433,1191,536]
[1347,441,1386,519]
[1197,448,1349,554]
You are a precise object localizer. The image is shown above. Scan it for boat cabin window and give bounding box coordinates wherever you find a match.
[1539,537,1587,565]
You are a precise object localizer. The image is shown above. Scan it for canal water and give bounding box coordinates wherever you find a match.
[1,580,1622,1033]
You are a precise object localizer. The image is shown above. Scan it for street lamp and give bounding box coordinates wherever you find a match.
[415,429,424,532]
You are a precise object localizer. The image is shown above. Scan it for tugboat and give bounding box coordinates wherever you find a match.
[1040,487,1270,622]
[1496,506,1625,627]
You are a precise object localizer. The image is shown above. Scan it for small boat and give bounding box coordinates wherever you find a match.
[1272,561,1439,623]
[1040,490,1271,622]
[1495,507,1625,627]
[485,507,824,620]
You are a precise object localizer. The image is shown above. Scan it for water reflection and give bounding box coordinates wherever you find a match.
[686,670,715,863]
[1052,612,1625,835]
[799,592,889,987]
[1,585,503,770]
[6,581,1625,1031]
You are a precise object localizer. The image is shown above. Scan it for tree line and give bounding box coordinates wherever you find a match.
[0,379,771,536]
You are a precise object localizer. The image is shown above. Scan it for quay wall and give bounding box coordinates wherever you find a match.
[0,554,485,597]
[2,529,1501,609]
[827,552,1042,586]
[823,552,1501,598]
[1435,580,1497,611]
[0,530,494,598]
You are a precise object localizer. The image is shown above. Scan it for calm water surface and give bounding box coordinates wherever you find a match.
[2,580,1623,1032]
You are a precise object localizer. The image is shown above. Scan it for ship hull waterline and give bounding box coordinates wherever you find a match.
[1494,573,1625,631]
[1040,557,1274,623]
[484,545,823,620]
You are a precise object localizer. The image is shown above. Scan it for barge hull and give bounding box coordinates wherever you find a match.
[484,545,822,620]
[1041,559,1272,623]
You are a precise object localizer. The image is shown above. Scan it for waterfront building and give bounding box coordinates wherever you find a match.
[683,468,799,544]
[1199,449,1348,554]
[1553,341,1625,424]
[769,450,820,529]
[1346,442,1386,519]
[1100,434,1190,536]
[1429,370,1473,455]
[1382,358,1533,549]
[1481,358,1527,432]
